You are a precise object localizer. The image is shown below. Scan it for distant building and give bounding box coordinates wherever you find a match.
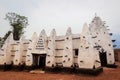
[0,16,116,73]
[111,33,120,62]
[114,49,120,62]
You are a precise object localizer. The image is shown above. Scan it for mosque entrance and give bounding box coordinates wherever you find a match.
[99,49,107,66]
[32,54,46,69]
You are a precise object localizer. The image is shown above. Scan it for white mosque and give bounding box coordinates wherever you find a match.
[0,16,116,74]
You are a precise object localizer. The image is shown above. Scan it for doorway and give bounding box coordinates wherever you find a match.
[99,50,107,66]
[73,49,79,67]
[74,49,79,56]
[32,54,46,69]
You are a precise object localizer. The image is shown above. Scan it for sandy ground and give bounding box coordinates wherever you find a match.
[0,63,120,80]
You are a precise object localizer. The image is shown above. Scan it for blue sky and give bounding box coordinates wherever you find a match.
[0,0,120,47]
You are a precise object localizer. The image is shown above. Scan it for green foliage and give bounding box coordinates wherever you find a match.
[3,31,12,41]
[0,37,2,41]
[0,37,3,48]
[0,31,11,47]
[5,12,28,40]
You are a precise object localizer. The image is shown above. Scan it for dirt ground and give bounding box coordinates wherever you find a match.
[0,63,120,80]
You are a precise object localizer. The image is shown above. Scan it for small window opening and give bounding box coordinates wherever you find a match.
[66,37,69,40]
[109,44,111,46]
[83,36,85,38]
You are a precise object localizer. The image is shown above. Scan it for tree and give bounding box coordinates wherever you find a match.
[0,31,12,48]
[0,37,2,41]
[5,12,28,40]
[0,37,3,48]
[3,30,12,41]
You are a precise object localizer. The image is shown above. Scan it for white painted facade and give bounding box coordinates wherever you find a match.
[0,16,115,71]
[89,16,115,66]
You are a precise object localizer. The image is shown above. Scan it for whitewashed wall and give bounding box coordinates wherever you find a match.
[0,16,115,70]
[26,32,38,66]
[13,36,29,66]
[89,16,115,65]
[46,29,56,67]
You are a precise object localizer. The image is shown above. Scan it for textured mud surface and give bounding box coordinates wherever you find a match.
[0,63,120,80]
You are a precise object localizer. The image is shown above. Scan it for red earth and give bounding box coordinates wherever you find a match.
[0,63,120,80]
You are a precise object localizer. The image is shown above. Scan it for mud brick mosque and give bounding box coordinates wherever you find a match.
[0,15,116,74]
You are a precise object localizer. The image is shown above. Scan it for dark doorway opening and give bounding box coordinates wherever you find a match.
[32,54,46,69]
[99,50,107,66]
[74,49,79,56]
